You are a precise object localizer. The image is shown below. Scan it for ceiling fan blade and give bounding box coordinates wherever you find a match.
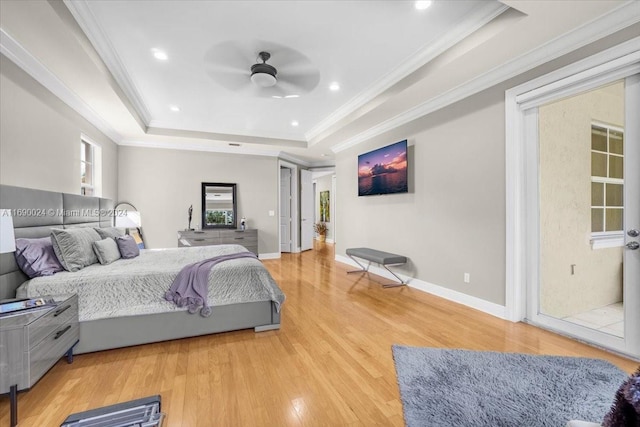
[205,63,247,75]
[205,69,250,91]
[278,70,321,93]
[204,40,255,69]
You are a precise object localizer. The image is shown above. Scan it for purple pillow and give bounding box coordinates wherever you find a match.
[14,237,65,278]
[115,235,140,259]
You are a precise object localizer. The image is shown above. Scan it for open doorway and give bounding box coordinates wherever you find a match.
[278,160,299,254]
[505,41,640,358]
[312,170,336,243]
[538,81,625,338]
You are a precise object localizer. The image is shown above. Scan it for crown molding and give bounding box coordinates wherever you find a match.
[331,1,640,153]
[277,152,311,167]
[64,0,152,126]
[119,138,314,166]
[147,120,307,148]
[0,28,123,144]
[305,1,509,144]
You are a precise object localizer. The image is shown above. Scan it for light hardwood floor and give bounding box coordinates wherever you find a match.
[2,242,637,426]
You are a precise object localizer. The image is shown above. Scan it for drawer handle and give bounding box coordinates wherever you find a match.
[234,237,244,240]
[193,238,205,242]
[54,305,71,317]
[54,325,72,339]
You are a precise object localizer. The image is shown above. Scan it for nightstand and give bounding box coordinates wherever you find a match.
[0,294,79,427]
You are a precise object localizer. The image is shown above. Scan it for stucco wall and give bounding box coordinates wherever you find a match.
[539,82,624,318]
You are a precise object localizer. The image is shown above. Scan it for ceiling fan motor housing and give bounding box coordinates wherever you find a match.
[251,51,278,87]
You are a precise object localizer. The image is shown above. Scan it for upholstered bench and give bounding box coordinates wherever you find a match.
[346,247,407,288]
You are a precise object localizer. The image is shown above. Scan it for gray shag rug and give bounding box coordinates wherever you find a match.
[392,345,627,427]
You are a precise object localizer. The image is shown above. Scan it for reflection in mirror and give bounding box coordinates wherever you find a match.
[201,183,237,229]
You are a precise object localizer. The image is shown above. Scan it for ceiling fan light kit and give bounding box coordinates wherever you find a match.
[251,51,278,87]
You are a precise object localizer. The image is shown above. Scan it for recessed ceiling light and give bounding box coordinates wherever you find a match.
[169,105,180,112]
[291,121,299,127]
[151,48,168,61]
[415,1,432,10]
[285,94,300,99]
[329,82,340,91]
[272,95,283,99]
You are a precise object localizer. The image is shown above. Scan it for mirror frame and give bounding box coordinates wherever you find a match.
[201,182,237,229]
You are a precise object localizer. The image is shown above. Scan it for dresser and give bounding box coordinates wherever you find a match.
[0,294,79,427]
[178,229,258,255]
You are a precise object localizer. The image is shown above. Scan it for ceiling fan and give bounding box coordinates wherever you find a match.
[251,51,278,88]
[205,41,321,97]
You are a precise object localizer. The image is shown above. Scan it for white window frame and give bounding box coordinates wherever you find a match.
[81,135,102,197]
[590,121,624,248]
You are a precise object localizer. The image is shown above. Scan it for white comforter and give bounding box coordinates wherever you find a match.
[16,245,285,321]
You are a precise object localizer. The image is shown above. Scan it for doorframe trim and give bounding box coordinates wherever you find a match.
[505,37,640,322]
[278,160,299,254]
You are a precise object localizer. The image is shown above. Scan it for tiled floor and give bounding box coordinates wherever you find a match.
[563,302,624,337]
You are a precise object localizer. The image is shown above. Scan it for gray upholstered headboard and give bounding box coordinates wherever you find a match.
[0,184,114,299]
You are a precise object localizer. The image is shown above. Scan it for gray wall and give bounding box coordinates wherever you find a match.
[118,146,280,253]
[335,25,640,307]
[336,87,506,305]
[0,55,118,199]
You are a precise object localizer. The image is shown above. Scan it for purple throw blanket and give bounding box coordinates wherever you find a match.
[164,251,258,317]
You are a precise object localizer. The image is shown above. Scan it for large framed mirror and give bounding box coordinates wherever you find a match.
[201,183,237,229]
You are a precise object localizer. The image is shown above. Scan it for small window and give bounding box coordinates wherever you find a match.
[591,123,623,243]
[80,138,101,196]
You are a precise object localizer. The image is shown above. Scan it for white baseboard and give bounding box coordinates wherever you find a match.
[335,255,507,320]
[259,252,281,260]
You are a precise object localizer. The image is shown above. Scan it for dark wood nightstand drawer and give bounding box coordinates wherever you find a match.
[27,296,78,349]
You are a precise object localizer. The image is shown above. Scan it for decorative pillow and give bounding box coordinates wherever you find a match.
[115,235,140,259]
[92,238,122,265]
[14,237,64,278]
[603,366,640,426]
[50,227,101,272]
[94,227,126,240]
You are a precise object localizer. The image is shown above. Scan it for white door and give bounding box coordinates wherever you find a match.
[301,169,314,251]
[280,168,292,253]
[528,75,640,357]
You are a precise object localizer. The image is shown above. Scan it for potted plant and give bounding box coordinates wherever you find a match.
[314,222,328,242]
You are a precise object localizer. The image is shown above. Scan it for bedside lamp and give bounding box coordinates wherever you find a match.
[0,209,16,254]
[114,202,144,249]
[114,202,142,228]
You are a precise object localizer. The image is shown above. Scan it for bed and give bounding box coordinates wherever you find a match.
[0,184,284,354]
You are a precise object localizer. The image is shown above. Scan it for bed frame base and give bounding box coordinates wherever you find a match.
[255,323,281,332]
[74,300,281,354]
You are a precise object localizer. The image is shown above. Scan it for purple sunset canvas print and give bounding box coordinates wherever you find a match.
[358,140,408,196]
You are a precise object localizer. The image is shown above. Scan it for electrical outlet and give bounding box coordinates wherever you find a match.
[464,273,470,283]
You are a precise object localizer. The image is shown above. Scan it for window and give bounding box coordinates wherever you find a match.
[591,123,624,239]
[80,137,102,196]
